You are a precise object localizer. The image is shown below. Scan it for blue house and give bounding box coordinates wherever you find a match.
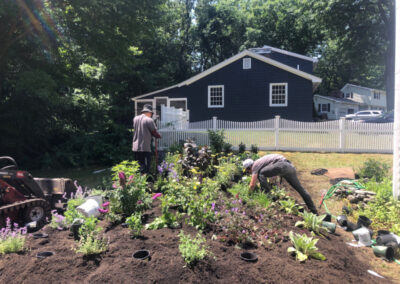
[132,45,322,122]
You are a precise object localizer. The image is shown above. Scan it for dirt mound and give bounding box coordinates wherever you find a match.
[0,202,392,283]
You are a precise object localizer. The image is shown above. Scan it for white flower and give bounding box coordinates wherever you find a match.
[242,176,248,180]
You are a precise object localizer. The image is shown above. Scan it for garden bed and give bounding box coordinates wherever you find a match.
[0,198,391,283]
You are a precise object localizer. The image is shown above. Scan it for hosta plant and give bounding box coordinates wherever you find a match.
[287,231,326,262]
[279,199,302,215]
[295,211,328,235]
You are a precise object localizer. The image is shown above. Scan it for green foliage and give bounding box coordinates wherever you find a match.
[279,199,302,215]
[295,212,328,235]
[288,231,326,262]
[358,159,390,182]
[64,198,85,226]
[250,144,258,154]
[74,232,109,256]
[223,142,233,154]
[238,142,246,154]
[78,216,102,240]
[0,220,27,254]
[179,231,210,266]
[107,162,152,219]
[126,212,143,237]
[358,178,400,235]
[208,130,225,153]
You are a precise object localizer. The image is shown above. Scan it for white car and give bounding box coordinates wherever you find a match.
[345,110,383,120]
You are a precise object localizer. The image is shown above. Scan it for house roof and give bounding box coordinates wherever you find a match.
[341,83,385,93]
[132,50,322,100]
[314,94,359,105]
[249,45,318,63]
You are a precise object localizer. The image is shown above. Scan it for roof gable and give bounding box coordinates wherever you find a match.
[249,45,318,63]
[341,83,385,93]
[133,50,322,100]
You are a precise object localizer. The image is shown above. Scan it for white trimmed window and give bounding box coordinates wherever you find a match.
[243,58,251,69]
[269,83,288,107]
[208,85,224,108]
[373,91,380,100]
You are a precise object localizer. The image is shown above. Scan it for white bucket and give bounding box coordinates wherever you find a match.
[352,227,372,246]
[77,198,101,218]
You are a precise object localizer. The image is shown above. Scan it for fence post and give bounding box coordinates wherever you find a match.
[212,116,217,130]
[274,115,280,150]
[339,117,345,152]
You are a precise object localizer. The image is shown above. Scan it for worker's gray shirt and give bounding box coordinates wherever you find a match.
[251,154,288,175]
[132,114,157,152]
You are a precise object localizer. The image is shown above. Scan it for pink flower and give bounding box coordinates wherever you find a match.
[112,183,117,189]
[152,193,162,200]
[137,200,143,205]
[102,202,110,207]
[118,171,126,181]
[98,208,109,214]
[128,175,134,181]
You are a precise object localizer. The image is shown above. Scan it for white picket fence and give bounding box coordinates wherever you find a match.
[157,116,394,153]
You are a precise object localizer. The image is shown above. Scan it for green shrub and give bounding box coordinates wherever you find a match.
[358,158,390,182]
[208,130,225,153]
[223,142,233,154]
[74,232,108,255]
[250,144,258,154]
[126,212,143,237]
[238,142,246,153]
[179,231,210,266]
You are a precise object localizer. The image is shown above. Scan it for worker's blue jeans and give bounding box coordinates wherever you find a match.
[258,161,317,214]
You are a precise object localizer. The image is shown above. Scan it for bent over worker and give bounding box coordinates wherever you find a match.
[243,154,317,214]
[132,104,161,174]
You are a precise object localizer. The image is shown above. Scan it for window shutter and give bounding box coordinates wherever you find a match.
[327,104,330,112]
[318,104,321,112]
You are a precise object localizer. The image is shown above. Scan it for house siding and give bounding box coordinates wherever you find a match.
[144,56,314,122]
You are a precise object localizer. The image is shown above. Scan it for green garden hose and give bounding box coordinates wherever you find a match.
[319,180,365,218]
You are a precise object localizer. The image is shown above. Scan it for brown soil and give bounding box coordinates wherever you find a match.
[0,197,393,284]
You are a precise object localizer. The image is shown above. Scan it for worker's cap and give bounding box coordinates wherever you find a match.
[141,104,153,113]
[242,159,254,169]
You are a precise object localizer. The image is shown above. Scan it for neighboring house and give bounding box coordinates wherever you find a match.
[313,95,359,120]
[132,46,321,122]
[340,84,387,112]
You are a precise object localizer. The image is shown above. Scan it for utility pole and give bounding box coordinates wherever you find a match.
[393,1,400,200]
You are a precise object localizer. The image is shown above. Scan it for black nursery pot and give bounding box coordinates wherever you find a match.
[336,215,348,227]
[376,234,399,247]
[33,233,49,239]
[240,252,258,262]
[345,221,358,232]
[357,216,372,228]
[323,214,332,222]
[132,250,151,260]
[36,251,54,258]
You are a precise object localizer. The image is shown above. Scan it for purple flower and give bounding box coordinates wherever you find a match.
[102,202,110,207]
[137,200,143,205]
[129,175,134,181]
[211,203,215,210]
[112,183,117,189]
[242,211,246,215]
[152,193,162,200]
[157,165,163,174]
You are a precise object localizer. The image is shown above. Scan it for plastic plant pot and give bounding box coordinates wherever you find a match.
[240,252,258,262]
[132,250,150,260]
[373,246,394,260]
[336,215,348,227]
[352,227,372,246]
[36,251,54,258]
[345,221,358,232]
[377,230,390,236]
[322,221,336,234]
[357,216,372,228]
[376,234,398,247]
[33,233,49,239]
[323,214,332,222]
